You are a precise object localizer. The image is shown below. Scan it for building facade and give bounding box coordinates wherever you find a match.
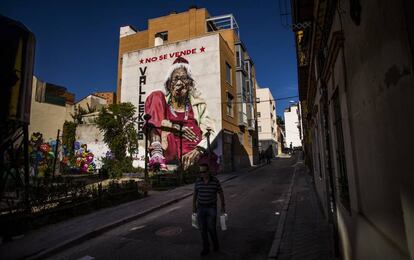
[75,94,107,113]
[284,103,302,148]
[29,76,74,141]
[256,86,278,156]
[117,7,259,171]
[292,0,414,259]
[94,91,116,105]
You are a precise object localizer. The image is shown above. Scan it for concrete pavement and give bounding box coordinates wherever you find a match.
[0,154,337,260]
[46,158,295,260]
[269,159,337,260]
[0,164,266,260]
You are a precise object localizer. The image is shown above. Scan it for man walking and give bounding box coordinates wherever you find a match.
[193,164,225,256]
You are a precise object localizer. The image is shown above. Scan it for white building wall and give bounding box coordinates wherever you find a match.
[256,87,278,154]
[121,34,222,168]
[76,95,107,112]
[75,123,109,170]
[284,104,301,148]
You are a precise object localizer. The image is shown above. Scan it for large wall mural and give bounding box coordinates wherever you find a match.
[121,34,222,171]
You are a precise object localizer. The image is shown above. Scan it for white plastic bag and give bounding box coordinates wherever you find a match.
[192,213,199,229]
[220,213,228,231]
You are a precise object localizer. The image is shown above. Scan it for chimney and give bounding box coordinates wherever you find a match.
[154,32,164,46]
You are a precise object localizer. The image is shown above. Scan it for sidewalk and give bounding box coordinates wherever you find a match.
[0,165,265,260]
[269,161,336,260]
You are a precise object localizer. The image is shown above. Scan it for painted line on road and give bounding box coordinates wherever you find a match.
[130,225,146,231]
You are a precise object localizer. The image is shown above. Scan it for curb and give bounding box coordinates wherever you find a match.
[26,173,239,260]
[248,163,267,172]
[267,159,299,259]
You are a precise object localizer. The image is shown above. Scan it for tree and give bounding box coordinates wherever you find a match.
[86,102,97,113]
[95,102,138,161]
[62,121,77,155]
[70,105,88,124]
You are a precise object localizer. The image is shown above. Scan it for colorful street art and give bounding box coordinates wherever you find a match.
[121,34,222,172]
[29,132,97,176]
[73,142,96,174]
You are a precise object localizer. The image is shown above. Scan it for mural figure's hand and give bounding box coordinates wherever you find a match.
[182,126,199,142]
[182,148,202,170]
[171,124,198,142]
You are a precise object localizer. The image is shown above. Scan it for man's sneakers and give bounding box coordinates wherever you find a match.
[200,245,219,256]
[200,248,210,256]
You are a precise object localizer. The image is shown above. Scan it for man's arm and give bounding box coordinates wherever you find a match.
[218,183,225,213]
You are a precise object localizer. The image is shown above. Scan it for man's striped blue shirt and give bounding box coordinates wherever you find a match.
[194,176,222,207]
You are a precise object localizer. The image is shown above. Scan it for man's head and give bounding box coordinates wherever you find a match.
[199,163,210,178]
[165,57,195,105]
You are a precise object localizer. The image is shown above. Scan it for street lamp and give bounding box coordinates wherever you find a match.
[170,120,184,185]
[206,127,212,168]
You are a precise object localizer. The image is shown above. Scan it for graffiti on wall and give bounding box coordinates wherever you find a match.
[121,34,222,171]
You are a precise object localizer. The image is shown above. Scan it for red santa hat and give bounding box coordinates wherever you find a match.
[164,56,194,85]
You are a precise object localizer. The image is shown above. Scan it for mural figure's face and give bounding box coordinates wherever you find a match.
[170,67,191,102]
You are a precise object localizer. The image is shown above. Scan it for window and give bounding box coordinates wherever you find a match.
[244,60,251,76]
[271,127,274,133]
[235,44,245,68]
[155,31,168,41]
[332,90,350,210]
[258,126,262,132]
[226,92,234,117]
[257,112,261,118]
[225,62,232,84]
[245,80,250,93]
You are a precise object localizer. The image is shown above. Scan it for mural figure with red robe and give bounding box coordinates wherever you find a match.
[144,57,217,171]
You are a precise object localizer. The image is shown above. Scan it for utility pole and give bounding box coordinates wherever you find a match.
[52,129,60,178]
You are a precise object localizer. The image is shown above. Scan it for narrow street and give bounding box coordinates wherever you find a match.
[49,158,296,260]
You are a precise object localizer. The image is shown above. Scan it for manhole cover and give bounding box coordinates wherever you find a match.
[155,226,182,237]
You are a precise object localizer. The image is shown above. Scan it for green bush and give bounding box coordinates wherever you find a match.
[100,158,123,179]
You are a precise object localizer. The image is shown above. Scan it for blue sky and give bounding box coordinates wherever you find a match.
[1,0,298,116]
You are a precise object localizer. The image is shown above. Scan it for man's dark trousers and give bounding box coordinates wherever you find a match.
[197,206,219,251]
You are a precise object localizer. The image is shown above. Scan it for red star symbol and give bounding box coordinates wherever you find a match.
[200,46,206,52]
[139,59,144,64]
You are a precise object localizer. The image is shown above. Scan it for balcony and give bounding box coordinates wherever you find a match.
[206,14,239,37]
[247,119,256,132]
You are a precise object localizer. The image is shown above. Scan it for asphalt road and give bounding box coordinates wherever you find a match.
[49,157,296,260]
